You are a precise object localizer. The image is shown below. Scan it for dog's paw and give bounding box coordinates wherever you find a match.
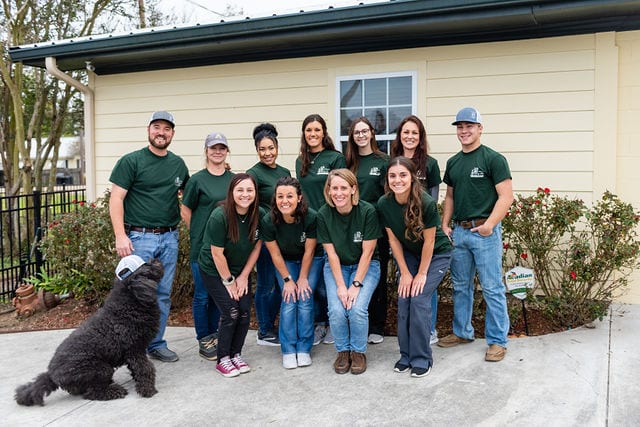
[137,386,158,398]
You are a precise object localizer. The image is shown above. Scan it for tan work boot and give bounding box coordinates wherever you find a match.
[485,344,507,362]
[350,351,367,375]
[333,351,351,374]
[437,333,474,348]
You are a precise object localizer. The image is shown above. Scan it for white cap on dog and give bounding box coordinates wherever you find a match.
[116,255,146,280]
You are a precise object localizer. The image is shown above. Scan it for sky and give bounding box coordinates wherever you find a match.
[159,0,386,24]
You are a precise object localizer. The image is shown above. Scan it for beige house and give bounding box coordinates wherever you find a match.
[9,0,640,302]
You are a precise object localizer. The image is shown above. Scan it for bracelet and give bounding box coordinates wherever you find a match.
[222,275,235,286]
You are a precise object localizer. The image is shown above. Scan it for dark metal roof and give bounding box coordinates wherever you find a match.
[9,0,640,75]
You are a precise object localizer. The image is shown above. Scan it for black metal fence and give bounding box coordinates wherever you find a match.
[0,186,86,300]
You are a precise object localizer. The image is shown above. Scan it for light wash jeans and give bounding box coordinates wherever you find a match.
[190,261,220,341]
[255,245,282,335]
[275,257,324,355]
[324,260,380,353]
[450,223,509,347]
[128,230,178,352]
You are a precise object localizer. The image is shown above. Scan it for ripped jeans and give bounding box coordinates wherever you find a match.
[200,267,252,360]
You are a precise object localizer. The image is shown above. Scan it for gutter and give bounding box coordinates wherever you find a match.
[44,57,95,200]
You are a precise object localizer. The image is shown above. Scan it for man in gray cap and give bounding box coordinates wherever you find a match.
[439,107,514,362]
[109,111,190,362]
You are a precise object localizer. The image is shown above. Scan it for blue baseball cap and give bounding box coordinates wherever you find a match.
[452,107,483,125]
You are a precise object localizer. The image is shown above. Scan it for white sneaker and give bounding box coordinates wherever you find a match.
[313,325,326,346]
[323,326,335,344]
[368,333,384,344]
[297,353,312,367]
[283,354,297,369]
[430,331,439,345]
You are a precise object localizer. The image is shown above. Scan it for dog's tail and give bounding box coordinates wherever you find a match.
[15,372,58,406]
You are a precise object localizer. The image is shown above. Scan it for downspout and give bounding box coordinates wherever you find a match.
[45,57,96,201]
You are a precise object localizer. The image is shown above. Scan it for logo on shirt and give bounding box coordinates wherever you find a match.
[353,231,363,243]
[174,177,183,187]
[317,166,330,175]
[369,167,381,176]
[470,167,485,178]
[300,232,307,243]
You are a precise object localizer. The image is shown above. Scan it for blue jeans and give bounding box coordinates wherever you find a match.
[450,223,509,347]
[397,250,451,369]
[191,261,220,341]
[128,230,178,352]
[275,257,324,355]
[324,260,380,353]
[255,245,281,335]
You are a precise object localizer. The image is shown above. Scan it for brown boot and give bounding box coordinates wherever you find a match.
[333,351,351,374]
[350,351,367,375]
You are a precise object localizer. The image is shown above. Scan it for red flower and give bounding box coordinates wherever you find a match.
[537,187,543,193]
[79,201,85,206]
[71,199,77,204]
[90,203,96,208]
[570,271,577,280]
[503,243,510,250]
[544,188,551,194]
[535,200,541,205]
[64,239,70,244]
[520,253,528,260]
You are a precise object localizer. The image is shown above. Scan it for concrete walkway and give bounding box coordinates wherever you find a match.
[1,304,638,426]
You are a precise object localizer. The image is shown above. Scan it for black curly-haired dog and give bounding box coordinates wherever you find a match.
[15,258,163,406]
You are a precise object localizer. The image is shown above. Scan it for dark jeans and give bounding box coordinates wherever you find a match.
[368,235,390,335]
[200,267,252,360]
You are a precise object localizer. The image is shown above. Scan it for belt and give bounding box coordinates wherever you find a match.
[455,218,487,229]
[128,225,177,234]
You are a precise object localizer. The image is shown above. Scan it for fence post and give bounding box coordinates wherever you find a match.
[33,190,44,277]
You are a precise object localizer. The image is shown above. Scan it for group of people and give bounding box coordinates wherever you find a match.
[108,106,514,379]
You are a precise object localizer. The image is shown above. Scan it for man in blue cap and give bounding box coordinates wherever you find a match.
[439,107,514,362]
[109,111,190,362]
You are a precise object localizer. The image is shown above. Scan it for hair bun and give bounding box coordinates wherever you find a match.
[253,123,278,139]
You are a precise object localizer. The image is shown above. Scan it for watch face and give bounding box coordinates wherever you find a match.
[284,276,291,282]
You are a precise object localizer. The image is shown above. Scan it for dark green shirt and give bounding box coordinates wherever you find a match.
[198,206,262,277]
[260,209,322,260]
[110,147,189,228]
[354,153,389,206]
[246,162,291,209]
[378,191,452,255]
[181,169,234,261]
[443,145,511,221]
[423,156,442,189]
[295,150,346,211]
[317,201,381,265]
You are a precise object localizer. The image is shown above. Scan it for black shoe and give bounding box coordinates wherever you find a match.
[410,366,431,378]
[256,331,280,346]
[393,361,410,373]
[148,347,179,363]
[198,333,218,361]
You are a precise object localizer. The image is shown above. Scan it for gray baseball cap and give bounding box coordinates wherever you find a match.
[205,132,228,148]
[149,111,175,128]
[452,107,483,125]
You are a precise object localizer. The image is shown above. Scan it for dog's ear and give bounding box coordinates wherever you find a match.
[128,277,159,306]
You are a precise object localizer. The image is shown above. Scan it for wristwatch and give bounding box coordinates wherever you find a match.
[283,275,292,283]
[222,275,235,286]
[352,280,363,288]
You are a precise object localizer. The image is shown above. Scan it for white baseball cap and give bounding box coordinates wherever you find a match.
[116,255,146,280]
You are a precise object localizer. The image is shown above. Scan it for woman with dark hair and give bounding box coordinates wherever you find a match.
[390,114,442,344]
[378,156,452,378]
[295,114,346,345]
[261,177,324,369]
[345,117,390,345]
[247,123,291,347]
[181,132,233,361]
[317,169,381,375]
[198,173,263,378]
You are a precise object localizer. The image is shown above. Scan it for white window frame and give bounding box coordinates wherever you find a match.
[335,71,417,154]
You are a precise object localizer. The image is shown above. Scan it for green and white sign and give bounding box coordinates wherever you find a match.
[505,266,535,300]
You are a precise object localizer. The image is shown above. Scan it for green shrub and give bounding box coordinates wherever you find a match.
[502,188,640,328]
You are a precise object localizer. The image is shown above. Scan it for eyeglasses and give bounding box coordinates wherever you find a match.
[353,129,370,136]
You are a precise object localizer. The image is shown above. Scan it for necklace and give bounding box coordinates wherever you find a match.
[238,213,249,223]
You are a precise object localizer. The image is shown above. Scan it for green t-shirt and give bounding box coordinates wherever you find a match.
[355,153,389,205]
[260,209,322,260]
[246,162,292,209]
[181,169,234,261]
[295,150,346,211]
[443,145,512,221]
[378,191,452,255]
[198,206,262,277]
[109,147,189,228]
[423,155,442,189]
[317,201,381,265]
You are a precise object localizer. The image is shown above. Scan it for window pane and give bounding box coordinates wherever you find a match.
[340,80,362,108]
[376,139,391,155]
[365,108,386,135]
[389,76,412,105]
[389,106,412,134]
[364,78,386,106]
[341,109,362,137]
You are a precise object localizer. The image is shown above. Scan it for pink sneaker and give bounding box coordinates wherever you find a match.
[231,353,251,374]
[216,356,240,378]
